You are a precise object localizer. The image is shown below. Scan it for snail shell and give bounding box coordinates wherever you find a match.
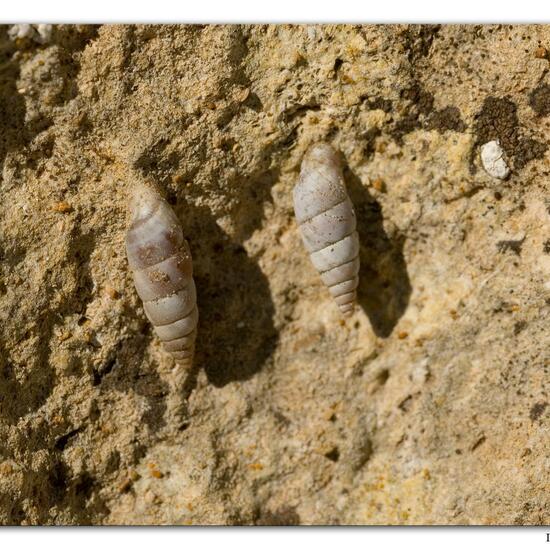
[293,143,359,317]
[125,183,197,366]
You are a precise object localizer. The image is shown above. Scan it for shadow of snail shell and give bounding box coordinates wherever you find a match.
[125,183,198,366]
[293,143,359,317]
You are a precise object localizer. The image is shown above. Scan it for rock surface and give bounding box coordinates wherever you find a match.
[0,24,548,525]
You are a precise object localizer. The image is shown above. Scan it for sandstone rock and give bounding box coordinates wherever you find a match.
[0,24,548,525]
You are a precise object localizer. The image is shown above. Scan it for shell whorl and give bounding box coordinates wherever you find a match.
[293,143,360,317]
[125,183,197,365]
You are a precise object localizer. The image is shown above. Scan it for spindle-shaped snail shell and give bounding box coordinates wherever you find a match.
[125,183,198,365]
[293,143,359,317]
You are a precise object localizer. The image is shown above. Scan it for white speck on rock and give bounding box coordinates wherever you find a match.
[35,24,53,44]
[8,24,53,44]
[410,358,430,384]
[8,24,35,41]
[480,140,510,180]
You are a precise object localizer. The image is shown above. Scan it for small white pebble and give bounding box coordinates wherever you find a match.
[8,23,52,44]
[35,24,53,44]
[307,26,317,41]
[480,140,510,180]
[8,24,35,41]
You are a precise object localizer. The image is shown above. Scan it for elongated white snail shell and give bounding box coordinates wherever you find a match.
[125,183,198,366]
[293,143,359,317]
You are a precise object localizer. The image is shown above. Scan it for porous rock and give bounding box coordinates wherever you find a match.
[0,24,548,525]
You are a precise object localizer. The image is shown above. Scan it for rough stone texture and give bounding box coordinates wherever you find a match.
[0,24,548,525]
